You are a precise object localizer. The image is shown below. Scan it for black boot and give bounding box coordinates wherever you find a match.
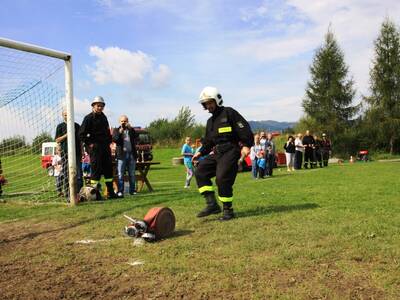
[197,193,221,218]
[106,182,118,199]
[219,202,235,221]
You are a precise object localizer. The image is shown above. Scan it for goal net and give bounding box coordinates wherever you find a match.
[0,38,77,204]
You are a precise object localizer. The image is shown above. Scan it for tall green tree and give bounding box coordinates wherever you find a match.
[364,18,400,154]
[31,132,53,154]
[147,106,201,145]
[302,28,358,138]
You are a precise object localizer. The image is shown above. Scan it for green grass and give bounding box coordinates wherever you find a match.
[1,153,55,199]
[0,148,399,299]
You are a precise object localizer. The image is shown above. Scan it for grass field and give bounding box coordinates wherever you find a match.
[0,148,399,299]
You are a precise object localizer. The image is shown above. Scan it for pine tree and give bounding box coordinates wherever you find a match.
[302,28,358,138]
[365,18,400,154]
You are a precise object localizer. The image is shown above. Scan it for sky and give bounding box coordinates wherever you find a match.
[1,0,400,128]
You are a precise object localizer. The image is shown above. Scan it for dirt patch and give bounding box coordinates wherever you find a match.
[0,221,392,299]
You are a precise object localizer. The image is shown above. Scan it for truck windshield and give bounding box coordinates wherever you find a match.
[138,133,150,144]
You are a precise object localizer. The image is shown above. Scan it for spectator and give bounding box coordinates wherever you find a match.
[55,109,83,201]
[194,138,207,163]
[112,115,138,198]
[259,131,267,149]
[52,146,64,197]
[265,133,276,177]
[284,135,296,172]
[79,96,118,199]
[321,133,332,166]
[302,130,315,169]
[250,134,265,179]
[294,133,304,169]
[314,134,323,168]
[181,137,195,188]
[81,149,91,177]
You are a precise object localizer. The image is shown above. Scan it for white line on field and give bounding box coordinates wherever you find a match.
[127,260,144,266]
[75,237,130,244]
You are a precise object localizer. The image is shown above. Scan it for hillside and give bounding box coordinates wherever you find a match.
[248,120,297,132]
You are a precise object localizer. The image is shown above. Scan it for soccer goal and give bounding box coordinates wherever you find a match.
[0,37,78,205]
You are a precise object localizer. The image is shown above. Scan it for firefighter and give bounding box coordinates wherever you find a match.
[321,133,332,166]
[192,87,254,220]
[79,96,118,199]
[302,130,315,169]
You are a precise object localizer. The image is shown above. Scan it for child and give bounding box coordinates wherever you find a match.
[193,137,207,167]
[250,134,265,179]
[81,150,91,177]
[52,146,64,197]
[181,137,195,188]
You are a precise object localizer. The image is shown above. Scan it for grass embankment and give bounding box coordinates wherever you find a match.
[0,148,399,299]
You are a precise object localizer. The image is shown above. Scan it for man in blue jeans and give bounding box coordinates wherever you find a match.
[112,115,137,198]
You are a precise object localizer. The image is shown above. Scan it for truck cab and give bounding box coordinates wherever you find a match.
[41,142,58,176]
[134,127,153,162]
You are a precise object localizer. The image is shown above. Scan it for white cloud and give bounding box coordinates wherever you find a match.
[233,34,318,62]
[151,64,171,88]
[89,0,400,124]
[89,46,153,85]
[234,0,400,97]
[88,46,172,88]
[77,80,92,91]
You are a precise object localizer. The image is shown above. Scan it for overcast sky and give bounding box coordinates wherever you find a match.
[1,0,400,127]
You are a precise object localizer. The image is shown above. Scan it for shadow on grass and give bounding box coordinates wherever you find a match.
[168,229,194,240]
[237,203,320,218]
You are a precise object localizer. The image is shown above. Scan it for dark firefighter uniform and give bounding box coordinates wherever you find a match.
[321,136,332,166]
[195,106,254,219]
[79,111,116,198]
[302,134,315,169]
[313,137,323,168]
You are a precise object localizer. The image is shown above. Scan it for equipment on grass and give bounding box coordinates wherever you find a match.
[123,207,176,242]
[78,186,101,202]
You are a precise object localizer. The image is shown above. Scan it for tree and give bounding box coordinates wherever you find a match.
[302,28,358,139]
[364,18,400,154]
[31,132,53,154]
[172,106,196,139]
[147,106,199,145]
[0,135,26,155]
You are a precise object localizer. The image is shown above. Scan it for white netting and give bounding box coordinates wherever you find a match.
[0,44,68,202]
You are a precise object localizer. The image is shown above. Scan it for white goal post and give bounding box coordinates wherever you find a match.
[0,37,78,205]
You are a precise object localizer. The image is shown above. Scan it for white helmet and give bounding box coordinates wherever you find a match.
[199,86,223,107]
[91,96,105,106]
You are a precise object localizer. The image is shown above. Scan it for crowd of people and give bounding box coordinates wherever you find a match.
[54,96,139,202]
[249,130,332,179]
[1,87,332,222]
